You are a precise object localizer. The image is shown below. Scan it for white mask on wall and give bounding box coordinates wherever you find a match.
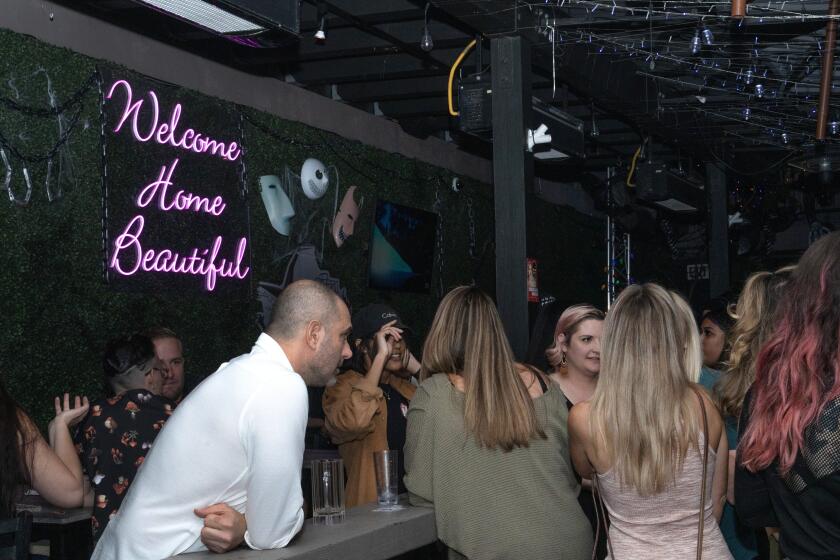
[259,175,295,236]
[300,158,329,200]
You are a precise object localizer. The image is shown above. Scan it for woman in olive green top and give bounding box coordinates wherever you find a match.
[404,286,592,560]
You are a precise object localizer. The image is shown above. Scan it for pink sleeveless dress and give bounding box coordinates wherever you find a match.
[596,436,733,559]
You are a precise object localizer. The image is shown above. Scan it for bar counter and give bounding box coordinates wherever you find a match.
[172,501,437,560]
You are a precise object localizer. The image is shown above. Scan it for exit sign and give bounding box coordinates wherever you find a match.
[686,264,710,280]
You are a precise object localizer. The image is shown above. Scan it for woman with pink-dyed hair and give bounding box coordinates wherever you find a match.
[736,231,840,559]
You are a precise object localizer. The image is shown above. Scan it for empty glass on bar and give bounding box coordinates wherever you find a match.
[373,450,399,507]
[310,458,345,524]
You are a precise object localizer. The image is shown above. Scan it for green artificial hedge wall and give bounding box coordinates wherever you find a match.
[0,28,606,429]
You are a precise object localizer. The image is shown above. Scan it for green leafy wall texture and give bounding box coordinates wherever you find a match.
[0,29,605,428]
[0,29,492,428]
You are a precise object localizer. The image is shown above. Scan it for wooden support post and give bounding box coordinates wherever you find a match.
[491,36,532,359]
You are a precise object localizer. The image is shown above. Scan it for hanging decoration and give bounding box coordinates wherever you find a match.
[259,174,295,236]
[0,70,94,205]
[332,185,359,248]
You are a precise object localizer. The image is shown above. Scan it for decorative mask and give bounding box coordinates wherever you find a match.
[332,186,359,248]
[259,175,295,236]
[300,158,329,200]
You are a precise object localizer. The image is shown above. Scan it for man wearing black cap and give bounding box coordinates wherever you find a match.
[323,303,421,507]
[75,334,176,543]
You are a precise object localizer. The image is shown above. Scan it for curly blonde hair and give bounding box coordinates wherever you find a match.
[714,266,793,419]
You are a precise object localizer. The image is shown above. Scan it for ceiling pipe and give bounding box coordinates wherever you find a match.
[731,0,748,18]
[816,0,840,140]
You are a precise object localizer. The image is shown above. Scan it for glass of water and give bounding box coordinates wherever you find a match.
[311,458,345,524]
[373,450,399,507]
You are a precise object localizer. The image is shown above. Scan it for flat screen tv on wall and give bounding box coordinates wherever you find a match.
[368,200,438,293]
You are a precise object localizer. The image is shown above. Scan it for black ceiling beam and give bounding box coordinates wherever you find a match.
[375,97,449,118]
[298,67,450,87]
[300,9,425,32]
[419,1,650,150]
[295,38,473,63]
[302,0,448,71]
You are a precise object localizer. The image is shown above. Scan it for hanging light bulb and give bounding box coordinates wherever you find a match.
[742,106,752,121]
[781,132,790,145]
[744,66,755,85]
[420,26,434,51]
[420,3,434,52]
[829,121,840,136]
[754,83,765,98]
[701,22,714,46]
[690,29,702,55]
[590,104,600,137]
[314,14,327,43]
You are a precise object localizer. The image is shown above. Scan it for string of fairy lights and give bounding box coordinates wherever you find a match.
[467,0,840,151]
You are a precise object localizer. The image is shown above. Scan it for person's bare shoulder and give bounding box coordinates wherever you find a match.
[568,401,592,438]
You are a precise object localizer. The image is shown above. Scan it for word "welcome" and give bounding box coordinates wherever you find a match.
[107,79,241,163]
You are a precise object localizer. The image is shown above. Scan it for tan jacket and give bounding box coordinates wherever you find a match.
[322,370,416,508]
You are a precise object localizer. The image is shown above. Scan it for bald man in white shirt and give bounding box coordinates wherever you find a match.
[92,280,353,559]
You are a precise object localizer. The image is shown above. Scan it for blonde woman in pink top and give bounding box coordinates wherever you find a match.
[569,284,732,559]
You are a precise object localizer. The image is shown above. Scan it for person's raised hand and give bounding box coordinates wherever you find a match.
[374,321,403,359]
[194,503,247,553]
[52,394,90,428]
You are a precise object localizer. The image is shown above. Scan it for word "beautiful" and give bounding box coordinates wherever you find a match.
[106,79,241,163]
[109,215,249,292]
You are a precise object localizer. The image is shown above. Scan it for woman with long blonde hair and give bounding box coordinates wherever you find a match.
[569,283,732,559]
[715,267,793,423]
[404,286,591,560]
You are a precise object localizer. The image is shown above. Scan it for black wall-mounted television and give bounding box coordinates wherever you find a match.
[368,200,438,293]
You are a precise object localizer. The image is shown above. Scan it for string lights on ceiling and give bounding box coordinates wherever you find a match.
[499,0,840,150]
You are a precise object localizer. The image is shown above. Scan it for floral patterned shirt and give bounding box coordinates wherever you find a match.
[75,390,175,542]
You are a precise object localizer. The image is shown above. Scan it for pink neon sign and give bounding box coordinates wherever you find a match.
[105,76,250,292]
[106,79,241,162]
[136,159,226,216]
[110,215,248,291]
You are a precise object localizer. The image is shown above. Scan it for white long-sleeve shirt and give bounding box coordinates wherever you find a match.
[92,333,307,559]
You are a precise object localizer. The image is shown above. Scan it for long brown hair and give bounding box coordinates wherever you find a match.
[421,286,545,451]
[1,379,33,517]
[714,267,793,419]
[590,284,703,495]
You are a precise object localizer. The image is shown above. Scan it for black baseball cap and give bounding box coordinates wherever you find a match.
[351,304,410,340]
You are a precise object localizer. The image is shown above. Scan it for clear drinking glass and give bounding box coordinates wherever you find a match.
[311,458,345,524]
[373,450,399,507]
